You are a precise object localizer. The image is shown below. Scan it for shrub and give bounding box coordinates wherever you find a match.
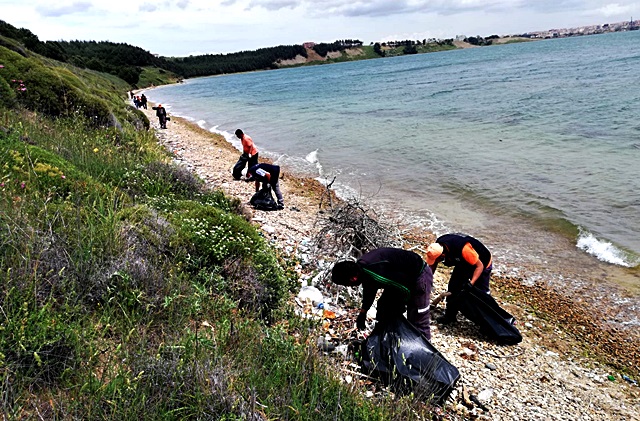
[168,201,292,318]
[0,291,79,387]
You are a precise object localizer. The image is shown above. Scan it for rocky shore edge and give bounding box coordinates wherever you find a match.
[139,99,639,420]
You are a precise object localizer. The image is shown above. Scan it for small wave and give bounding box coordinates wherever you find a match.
[197,120,207,129]
[576,229,634,267]
[208,126,242,152]
[305,149,323,176]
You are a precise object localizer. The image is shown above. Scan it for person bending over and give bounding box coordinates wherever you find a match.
[426,233,493,325]
[246,163,284,210]
[331,247,433,340]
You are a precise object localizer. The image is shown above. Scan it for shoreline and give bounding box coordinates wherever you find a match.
[138,98,640,418]
[143,84,640,299]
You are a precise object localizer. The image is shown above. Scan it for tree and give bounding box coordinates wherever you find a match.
[373,42,384,57]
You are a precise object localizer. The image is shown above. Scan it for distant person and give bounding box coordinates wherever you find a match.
[232,129,259,180]
[246,163,284,209]
[330,247,433,340]
[426,233,493,325]
[151,104,168,129]
[140,94,148,109]
[129,90,134,99]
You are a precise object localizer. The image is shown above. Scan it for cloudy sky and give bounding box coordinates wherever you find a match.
[2,0,638,56]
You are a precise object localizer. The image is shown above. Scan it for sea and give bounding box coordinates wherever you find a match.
[145,30,640,328]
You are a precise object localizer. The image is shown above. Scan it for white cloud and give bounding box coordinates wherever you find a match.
[595,3,634,17]
[1,0,638,56]
[36,1,93,17]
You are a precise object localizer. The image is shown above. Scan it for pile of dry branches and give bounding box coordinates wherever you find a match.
[313,196,403,260]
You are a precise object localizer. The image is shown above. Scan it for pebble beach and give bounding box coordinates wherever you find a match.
[140,101,640,420]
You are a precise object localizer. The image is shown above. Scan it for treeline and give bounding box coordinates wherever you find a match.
[162,45,308,78]
[312,39,363,57]
[464,35,499,46]
[0,20,160,85]
[58,40,163,84]
[380,39,455,48]
[0,20,308,83]
[373,39,455,57]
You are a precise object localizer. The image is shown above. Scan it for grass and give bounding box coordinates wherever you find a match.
[0,42,446,419]
[137,66,182,89]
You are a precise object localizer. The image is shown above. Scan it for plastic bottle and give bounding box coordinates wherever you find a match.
[314,301,329,310]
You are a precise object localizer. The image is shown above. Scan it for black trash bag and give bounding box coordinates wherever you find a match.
[360,315,460,405]
[250,186,279,211]
[232,154,249,180]
[457,287,523,345]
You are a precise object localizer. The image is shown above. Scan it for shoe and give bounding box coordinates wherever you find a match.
[437,315,456,325]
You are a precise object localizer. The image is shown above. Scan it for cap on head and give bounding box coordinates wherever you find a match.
[158,104,162,107]
[426,243,444,266]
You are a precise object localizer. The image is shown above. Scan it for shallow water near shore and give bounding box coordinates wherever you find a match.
[145,31,640,327]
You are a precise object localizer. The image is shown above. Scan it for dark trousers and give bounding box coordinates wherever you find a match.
[445,264,492,320]
[232,153,259,180]
[376,268,433,340]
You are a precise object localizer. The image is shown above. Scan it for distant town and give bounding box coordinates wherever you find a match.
[504,18,638,39]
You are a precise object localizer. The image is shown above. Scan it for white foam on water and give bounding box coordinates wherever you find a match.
[576,228,633,267]
[208,126,242,152]
[305,149,323,176]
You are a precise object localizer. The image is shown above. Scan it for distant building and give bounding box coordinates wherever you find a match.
[303,42,315,49]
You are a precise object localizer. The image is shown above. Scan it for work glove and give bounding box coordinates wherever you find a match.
[356,311,367,330]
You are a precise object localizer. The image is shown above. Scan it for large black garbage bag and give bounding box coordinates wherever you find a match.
[250,186,278,211]
[457,287,523,345]
[232,154,249,180]
[360,315,460,404]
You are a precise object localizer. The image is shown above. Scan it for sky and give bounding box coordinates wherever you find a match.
[2,0,638,56]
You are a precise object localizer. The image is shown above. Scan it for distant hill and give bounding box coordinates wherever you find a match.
[0,20,463,87]
[4,20,521,88]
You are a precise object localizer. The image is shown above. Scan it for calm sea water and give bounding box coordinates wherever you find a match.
[146,31,640,324]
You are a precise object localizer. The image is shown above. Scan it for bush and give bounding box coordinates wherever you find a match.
[169,201,292,318]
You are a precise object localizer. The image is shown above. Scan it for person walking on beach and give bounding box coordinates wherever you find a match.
[233,129,259,180]
[140,94,148,109]
[246,163,284,209]
[152,104,168,129]
[426,233,493,325]
[331,247,433,340]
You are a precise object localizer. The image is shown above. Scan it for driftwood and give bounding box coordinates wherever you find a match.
[430,291,452,308]
[318,175,337,210]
